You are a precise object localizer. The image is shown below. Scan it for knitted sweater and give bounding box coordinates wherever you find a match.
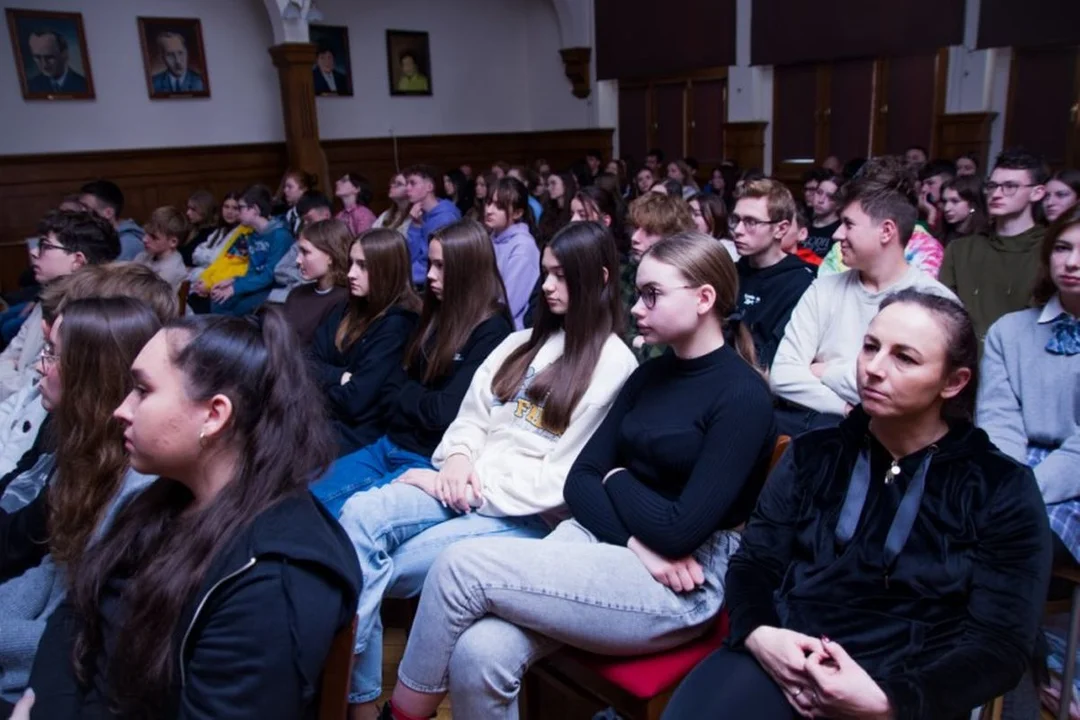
[977,296,1080,505]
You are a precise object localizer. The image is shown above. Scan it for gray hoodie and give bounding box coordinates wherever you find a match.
[0,462,154,702]
[116,218,146,261]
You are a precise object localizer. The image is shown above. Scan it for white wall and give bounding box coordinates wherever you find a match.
[314,0,593,140]
[0,0,284,155]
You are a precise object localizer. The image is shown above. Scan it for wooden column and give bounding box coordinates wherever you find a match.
[269,43,330,192]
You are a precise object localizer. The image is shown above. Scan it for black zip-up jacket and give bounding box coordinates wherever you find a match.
[310,303,419,455]
[28,490,361,719]
[725,408,1051,720]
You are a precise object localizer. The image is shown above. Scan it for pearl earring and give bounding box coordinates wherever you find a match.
[199,429,208,447]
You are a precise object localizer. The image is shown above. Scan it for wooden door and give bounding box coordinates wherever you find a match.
[652,81,688,160]
[618,84,650,163]
[688,78,727,167]
[1006,46,1080,169]
[827,59,875,163]
[875,51,943,156]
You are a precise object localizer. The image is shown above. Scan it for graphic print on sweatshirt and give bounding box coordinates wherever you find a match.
[506,366,560,441]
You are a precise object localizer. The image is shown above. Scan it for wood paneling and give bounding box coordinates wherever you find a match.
[0,142,287,293]
[1005,46,1080,169]
[595,0,736,81]
[0,128,614,293]
[773,64,820,164]
[689,79,727,167]
[978,0,1080,50]
[827,60,875,162]
[935,112,997,170]
[752,0,963,66]
[653,83,688,161]
[872,50,948,157]
[723,121,768,173]
[618,86,651,163]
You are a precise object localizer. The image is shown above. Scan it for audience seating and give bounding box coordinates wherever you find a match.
[523,436,791,720]
[319,615,358,720]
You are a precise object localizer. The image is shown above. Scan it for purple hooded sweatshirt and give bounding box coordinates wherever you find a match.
[491,222,540,330]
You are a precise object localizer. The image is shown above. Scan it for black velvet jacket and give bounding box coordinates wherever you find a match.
[725,408,1052,720]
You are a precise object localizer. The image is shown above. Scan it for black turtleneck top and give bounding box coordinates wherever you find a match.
[563,343,777,558]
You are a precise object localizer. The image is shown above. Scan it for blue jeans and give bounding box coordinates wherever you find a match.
[336,482,551,703]
[310,436,433,517]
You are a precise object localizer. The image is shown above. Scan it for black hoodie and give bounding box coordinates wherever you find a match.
[725,408,1051,720]
[736,254,816,369]
[28,490,361,720]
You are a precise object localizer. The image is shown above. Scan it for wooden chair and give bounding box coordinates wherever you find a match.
[523,435,792,720]
[319,615,358,720]
[177,280,191,317]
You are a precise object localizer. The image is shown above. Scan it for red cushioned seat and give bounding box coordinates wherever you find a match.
[566,610,730,699]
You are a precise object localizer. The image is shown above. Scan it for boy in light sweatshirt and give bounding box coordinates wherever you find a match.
[135,207,189,291]
[405,165,461,285]
[771,156,956,437]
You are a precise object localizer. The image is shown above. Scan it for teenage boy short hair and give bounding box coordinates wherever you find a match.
[145,207,190,248]
[735,178,798,223]
[297,191,333,217]
[993,148,1050,186]
[403,164,439,185]
[37,210,122,265]
[79,180,126,216]
[628,193,696,237]
[646,148,665,164]
[841,156,918,245]
[919,160,957,184]
[241,185,274,218]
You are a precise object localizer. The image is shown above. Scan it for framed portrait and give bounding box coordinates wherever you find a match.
[310,24,353,97]
[5,8,95,100]
[386,30,432,97]
[137,17,210,99]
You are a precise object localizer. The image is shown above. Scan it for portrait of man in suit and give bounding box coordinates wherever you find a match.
[7,9,96,100]
[309,25,353,98]
[137,17,211,99]
[27,30,87,93]
[151,32,204,93]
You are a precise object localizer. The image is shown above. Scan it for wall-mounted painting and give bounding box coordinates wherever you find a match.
[6,8,95,100]
[386,29,432,97]
[310,24,353,97]
[137,17,210,99]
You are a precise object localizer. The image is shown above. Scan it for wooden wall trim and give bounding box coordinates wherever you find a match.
[0,129,613,292]
[934,112,997,171]
[722,121,768,173]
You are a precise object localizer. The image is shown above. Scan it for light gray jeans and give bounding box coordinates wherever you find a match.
[337,482,551,703]
[396,518,740,719]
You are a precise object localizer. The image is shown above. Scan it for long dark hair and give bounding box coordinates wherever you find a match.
[1032,203,1080,306]
[941,175,988,238]
[50,297,162,567]
[490,222,622,434]
[573,186,627,253]
[539,171,579,245]
[69,307,337,716]
[879,288,979,421]
[405,219,509,383]
[335,229,422,351]
[487,177,537,236]
[444,168,474,216]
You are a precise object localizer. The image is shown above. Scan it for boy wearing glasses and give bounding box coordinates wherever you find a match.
[731,179,816,370]
[940,148,1048,341]
[0,210,120,404]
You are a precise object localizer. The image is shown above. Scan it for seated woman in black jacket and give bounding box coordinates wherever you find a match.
[22,308,360,720]
[663,289,1052,720]
[309,228,421,457]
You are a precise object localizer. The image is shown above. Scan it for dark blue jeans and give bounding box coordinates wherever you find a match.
[309,435,434,517]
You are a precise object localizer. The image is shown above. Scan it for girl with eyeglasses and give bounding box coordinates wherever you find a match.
[377,232,775,720]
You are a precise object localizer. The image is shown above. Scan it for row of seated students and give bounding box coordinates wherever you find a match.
[0,146,1075,719]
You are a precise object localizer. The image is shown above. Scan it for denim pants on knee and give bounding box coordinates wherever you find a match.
[336,482,551,704]
[310,435,433,517]
[396,519,741,720]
